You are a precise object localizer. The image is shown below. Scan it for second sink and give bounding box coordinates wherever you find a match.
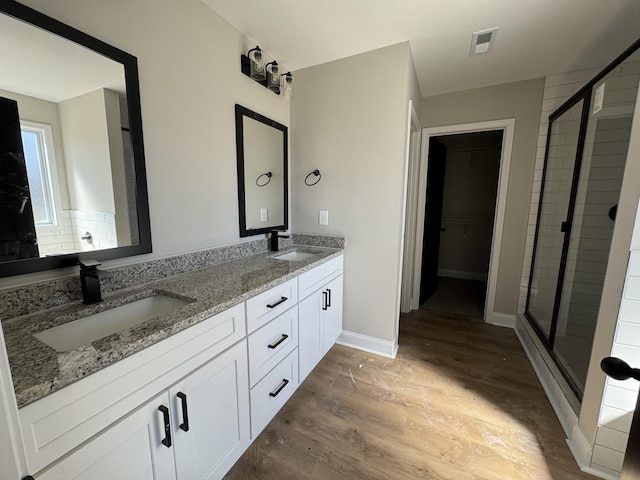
[34,295,189,352]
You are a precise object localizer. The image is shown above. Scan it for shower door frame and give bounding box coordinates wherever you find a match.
[525,38,640,401]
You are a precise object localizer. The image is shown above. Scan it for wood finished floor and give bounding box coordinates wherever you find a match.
[225,309,594,480]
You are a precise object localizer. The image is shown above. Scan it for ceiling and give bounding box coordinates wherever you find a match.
[202,0,640,97]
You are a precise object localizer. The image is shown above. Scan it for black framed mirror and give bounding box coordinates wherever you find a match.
[235,104,288,237]
[0,1,151,278]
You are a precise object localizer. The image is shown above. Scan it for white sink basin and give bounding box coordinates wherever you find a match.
[274,251,318,261]
[34,295,188,352]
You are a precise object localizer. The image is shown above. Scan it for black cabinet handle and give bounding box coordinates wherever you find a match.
[269,378,290,397]
[322,291,328,311]
[267,296,288,309]
[268,333,289,349]
[327,288,332,308]
[177,392,190,432]
[158,405,172,448]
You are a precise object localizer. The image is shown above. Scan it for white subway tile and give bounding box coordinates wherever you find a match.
[591,444,625,472]
[604,385,639,411]
[625,277,640,301]
[599,405,633,433]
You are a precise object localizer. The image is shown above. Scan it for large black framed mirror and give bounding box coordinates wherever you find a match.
[0,1,151,278]
[235,104,288,237]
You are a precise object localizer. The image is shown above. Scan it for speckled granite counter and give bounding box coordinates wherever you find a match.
[3,246,343,408]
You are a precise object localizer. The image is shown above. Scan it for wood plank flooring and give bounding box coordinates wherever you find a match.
[225,308,594,479]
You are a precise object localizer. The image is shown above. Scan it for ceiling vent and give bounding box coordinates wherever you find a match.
[470,28,498,56]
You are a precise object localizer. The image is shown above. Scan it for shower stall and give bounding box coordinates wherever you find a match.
[526,40,640,400]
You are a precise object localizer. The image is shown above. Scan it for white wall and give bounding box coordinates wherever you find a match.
[0,0,289,290]
[420,79,545,315]
[291,42,421,351]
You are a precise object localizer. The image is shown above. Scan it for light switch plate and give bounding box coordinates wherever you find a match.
[319,210,329,225]
[260,208,268,222]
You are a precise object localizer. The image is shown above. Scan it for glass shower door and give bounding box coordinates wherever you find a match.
[554,49,640,392]
[526,99,585,340]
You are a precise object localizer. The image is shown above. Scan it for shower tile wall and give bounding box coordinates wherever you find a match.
[519,67,600,314]
[593,250,640,474]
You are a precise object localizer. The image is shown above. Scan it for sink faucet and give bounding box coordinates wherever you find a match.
[79,259,103,305]
[269,230,289,252]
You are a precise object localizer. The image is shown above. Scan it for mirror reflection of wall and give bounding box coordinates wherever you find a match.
[0,9,139,258]
[235,104,288,237]
[243,116,284,229]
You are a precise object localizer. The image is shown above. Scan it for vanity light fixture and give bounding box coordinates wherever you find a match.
[240,46,292,96]
[256,171,272,187]
[304,169,321,186]
[266,61,280,92]
[281,72,294,97]
[247,46,265,80]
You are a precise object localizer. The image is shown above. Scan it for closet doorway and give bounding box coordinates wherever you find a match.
[401,119,515,325]
[420,131,503,318]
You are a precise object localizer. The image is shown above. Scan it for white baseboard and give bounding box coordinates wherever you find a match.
[486,312,516,328]
[438,269,487,282]
[514,316,579,437]
[336,331,398,359]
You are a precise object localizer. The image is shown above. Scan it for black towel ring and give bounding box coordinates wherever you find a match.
[256,172,272,187]
[305,169,321,186]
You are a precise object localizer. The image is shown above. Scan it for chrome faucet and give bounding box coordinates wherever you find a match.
[79,259,103,305]
[269,230,289,252]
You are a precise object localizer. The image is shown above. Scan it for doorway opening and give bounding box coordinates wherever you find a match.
[400,119,515,326]
[420,131,503,318]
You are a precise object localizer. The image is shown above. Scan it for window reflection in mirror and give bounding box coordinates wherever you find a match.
[235,104,288,237]
[0,0,151,277]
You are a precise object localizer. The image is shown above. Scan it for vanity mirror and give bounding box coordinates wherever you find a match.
[235,104,288,237]
[0,1,151,277]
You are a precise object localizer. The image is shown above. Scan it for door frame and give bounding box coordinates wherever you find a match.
[408,119,515,325]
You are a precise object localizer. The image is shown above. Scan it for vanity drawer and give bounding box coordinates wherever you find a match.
[298,255,343,300]
[248,307,298,387]
[19,303,246,474]
[246,277,298,333]
[250,348,298,438]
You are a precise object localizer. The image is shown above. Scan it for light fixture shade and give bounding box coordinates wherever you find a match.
[266,61,280,91]
[281,72,294,97]
[248,47,265,81]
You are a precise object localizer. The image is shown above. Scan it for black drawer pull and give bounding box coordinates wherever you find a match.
[268,333,289,349]
[322,290,328,311]
[327,288,332,307]
[158,405,172,448]
[267,296,288,308]
[269,378,290,397]
[177,392,189,432]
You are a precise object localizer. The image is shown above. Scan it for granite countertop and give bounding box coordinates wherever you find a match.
[3,246,343,408]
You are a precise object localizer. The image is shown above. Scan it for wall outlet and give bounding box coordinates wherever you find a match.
[319,210,329,225]
[260,208,268,222]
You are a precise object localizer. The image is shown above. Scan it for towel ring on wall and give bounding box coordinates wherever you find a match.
[256,172,272,187]
[304,169,321,186]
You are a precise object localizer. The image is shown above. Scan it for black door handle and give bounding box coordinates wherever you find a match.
[267,296,288,308]
[177,392,189,432]
[158,405,172,448]
[268,333,289,349]
[269,378,290,397]
[601,357,640,381]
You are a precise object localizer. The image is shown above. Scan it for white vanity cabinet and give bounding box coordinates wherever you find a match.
[37,341,249,480]
[246,277,300,438]
[16,253,344,480]
[298,256,344,382]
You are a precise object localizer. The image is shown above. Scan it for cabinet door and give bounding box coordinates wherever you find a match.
[298,291,323,382]
[322,275,343,354]
[37,392,176,480]
[170,340,250,480]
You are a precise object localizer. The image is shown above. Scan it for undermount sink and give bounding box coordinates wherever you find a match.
[273,250,318,262]
[34,295,189,352]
